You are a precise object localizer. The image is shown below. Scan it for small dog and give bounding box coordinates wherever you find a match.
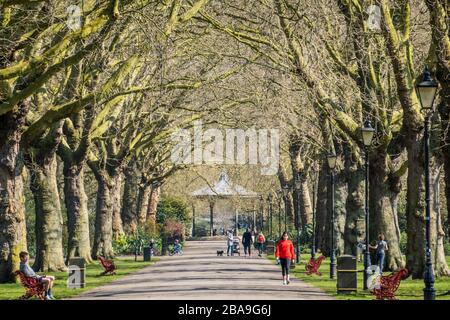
[217,250,224,256]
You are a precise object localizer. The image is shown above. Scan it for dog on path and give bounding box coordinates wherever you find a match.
[217,250,224,256]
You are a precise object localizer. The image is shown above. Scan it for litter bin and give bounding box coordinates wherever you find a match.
[337,255,357,293]
[143,246,152,261]
[67,257,86,288]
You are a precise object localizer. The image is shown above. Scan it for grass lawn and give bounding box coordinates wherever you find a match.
[0,256,159,300]
[267,254,450,300]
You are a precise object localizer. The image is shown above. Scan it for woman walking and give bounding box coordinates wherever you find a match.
[275,232,295,285]
[369,234,388,274]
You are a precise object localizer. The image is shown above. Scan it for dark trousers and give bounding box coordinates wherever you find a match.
[257,243,264,255]
[243,243,251,255]
[227,244,233,256]
[280,258,291,277]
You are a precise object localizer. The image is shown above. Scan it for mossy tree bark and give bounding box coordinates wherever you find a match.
[277,164,294,225]
[426,0,450,239]
[369,150,404,270]
[343,145,365,256]
[315,161,329,254]
[121,163,139,234]
[0,106,28,283]
[90,170,115,259]
[379,0,449,277]
[111,172,124,240]
[25,124,67,272]
[146,183,161,229]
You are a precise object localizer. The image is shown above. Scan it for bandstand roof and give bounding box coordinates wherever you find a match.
[191,172,258,198]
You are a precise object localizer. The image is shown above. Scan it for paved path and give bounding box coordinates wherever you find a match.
[73,241,333,300]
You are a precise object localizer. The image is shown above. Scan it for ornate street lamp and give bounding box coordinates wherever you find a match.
[268,193,273,240]
[327,152,337,279]
[282,185,290,233]
[361,119,375,290]
[417,66,438,300]
[294,172,302,264]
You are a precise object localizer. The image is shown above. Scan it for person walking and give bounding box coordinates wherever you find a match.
[242,228,253,257]
[226,230,234,256]
[369,234,388,274]
[275,232,295,285]
[256,231,266,257]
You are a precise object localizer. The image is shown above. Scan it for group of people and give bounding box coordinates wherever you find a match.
[226,229,266,257]
[227,230,389,286]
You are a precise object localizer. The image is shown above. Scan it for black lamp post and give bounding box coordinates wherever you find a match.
[327,152,337,279]
[295,173,302,264]
[416,66,438,301]
[282,185,290,233]
[361,119,375,290]
[268,193,273,240]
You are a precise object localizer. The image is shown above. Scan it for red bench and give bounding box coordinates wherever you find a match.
[305,255,325,275]
[371,268,409,300]
[98,256,117,275]
[14,271,46,300]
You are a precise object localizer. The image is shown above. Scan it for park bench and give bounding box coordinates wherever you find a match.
[98,256,117,275]
[305,255,325,275]
[371,268,409,300]
[14,271,46,300]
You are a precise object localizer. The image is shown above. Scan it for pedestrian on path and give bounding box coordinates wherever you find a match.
[275,232,295,285]
[257,231,266,257]
[369,234,388,274]
[226,230,234,256]
[242,228,253,256]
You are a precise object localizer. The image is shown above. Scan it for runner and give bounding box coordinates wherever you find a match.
[275,232,295,285]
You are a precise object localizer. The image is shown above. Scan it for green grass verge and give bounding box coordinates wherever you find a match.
[267,254,450,300]
[0,257,159,300]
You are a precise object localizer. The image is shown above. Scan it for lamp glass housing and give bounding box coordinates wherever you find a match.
[361,121,375,147]
[416,68,438,111]
[327,154,337,170]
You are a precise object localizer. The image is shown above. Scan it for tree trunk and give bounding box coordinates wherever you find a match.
[146,183,161,231]
[315,161,328,254]
[343,155,365,256]
[91,175,114,259]
[277,164,294,224]
[0,110,27,282]
[63,163,91,263]
[431,165,450,276]
[29,153,66,272]
[370,151,405,271]
[334,172,347,256]
[121,167,138,234]
[136,180,151,227]
[111,172,124,240]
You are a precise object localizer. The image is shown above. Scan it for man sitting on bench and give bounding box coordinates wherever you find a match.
[19,251,56,300]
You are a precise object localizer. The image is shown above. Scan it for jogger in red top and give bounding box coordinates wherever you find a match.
[275,232,295,285]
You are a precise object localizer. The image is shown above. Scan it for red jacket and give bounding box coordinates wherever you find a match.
[275,239,295,259]
[257,234,265,243]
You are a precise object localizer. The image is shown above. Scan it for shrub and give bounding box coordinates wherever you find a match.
[400,232,407,255]
[163,218,185,243]
[156,196,189,224]
[113,228,162,255]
